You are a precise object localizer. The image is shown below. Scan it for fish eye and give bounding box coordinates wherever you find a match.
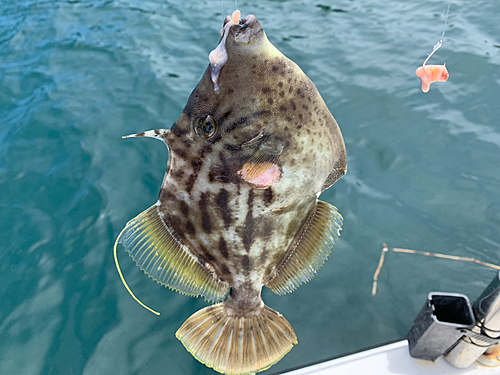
[195,115,217,139]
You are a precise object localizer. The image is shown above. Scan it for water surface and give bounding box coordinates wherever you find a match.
[1,1,500,374]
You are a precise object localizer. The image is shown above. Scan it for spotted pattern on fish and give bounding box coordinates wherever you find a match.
[199,193,212,234]
[242,190,255,253]
[121,13,347,374]
[215,189,232,229]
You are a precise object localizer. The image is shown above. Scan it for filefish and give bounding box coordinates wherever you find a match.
[115,10,346,375]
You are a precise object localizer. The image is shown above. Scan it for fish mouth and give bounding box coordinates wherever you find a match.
[224,14,263,45]
[223,13,257,27]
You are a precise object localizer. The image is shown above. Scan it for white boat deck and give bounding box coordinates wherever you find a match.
[282,340,499,374]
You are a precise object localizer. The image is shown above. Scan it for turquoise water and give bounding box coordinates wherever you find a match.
[1,0,500,374]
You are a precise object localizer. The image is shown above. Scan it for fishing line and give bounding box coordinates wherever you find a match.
[114,229,160,316]
[423,3,451,66]
[222,0,238,19]
[440,2,451,41]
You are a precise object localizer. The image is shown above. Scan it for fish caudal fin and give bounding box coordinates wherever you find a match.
[265,200,343,295]
[176,303,297,375]
[115,204,229,304]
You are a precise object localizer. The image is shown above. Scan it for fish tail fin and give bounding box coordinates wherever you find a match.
[176,303,297,375]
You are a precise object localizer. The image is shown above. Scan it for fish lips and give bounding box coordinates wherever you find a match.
[223,14,264,46]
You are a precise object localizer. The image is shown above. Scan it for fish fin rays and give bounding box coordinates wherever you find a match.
[116,204,229,303]
[322,160,347,191]
[265,200,343,295]
[176,303,297,375]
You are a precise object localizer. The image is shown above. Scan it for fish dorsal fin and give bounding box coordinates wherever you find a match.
[265,200,343,295]
[116,204,230,303]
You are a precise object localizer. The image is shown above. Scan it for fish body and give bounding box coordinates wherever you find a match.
[117,12,346,375]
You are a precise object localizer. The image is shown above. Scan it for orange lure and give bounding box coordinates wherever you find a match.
[416,64,449,93]
[416,5,451,93]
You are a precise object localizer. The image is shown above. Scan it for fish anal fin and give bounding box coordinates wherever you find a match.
[116,204,229,303]
[176,303,297,375]
[265,200,343,295]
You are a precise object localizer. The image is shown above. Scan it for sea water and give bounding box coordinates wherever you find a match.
[1,1,500,374]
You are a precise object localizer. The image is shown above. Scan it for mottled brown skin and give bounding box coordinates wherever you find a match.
[158,16,346,316]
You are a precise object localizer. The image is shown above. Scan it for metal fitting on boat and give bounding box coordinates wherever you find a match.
[407,271,500,368]
[407,292,475,361]
[445,271,500,368]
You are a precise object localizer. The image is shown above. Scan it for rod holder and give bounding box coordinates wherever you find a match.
[445,271,500,368]
[407,271,500,368]
[407,292,475,361]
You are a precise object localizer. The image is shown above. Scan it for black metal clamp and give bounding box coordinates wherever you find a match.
[407,271,500,368]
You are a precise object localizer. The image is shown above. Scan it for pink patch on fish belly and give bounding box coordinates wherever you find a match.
[237,162,282,188]
[416,65,449,93]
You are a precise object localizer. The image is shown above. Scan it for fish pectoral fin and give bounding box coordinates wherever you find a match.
[265,200,343,295]
[116,204,229,303]
[176,303,297,375]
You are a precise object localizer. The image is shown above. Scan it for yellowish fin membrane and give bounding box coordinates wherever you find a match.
[114,230,160,315]
[265,200,343,295]
[116,204,229,303]
[176,303,297,375]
